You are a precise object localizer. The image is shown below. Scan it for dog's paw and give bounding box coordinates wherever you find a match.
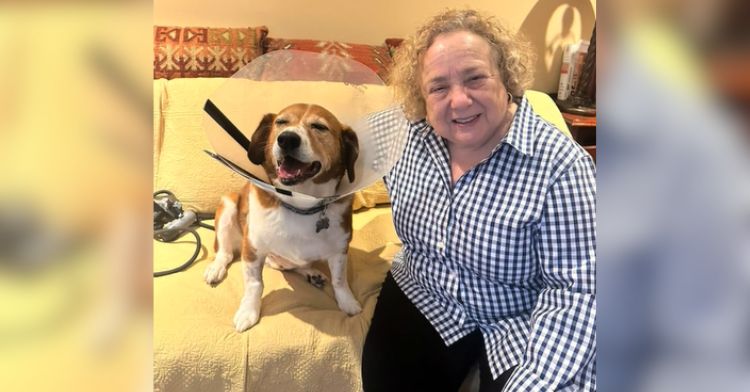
[233,305,260,332]
[306,272,328,289]
[336,296,362,316]
[204,263,228,286]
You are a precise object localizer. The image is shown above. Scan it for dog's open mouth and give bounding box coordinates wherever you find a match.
[276,156,321,185]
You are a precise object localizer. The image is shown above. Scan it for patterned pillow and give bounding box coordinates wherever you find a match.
[154,26,268,79]
[265,38,392,81]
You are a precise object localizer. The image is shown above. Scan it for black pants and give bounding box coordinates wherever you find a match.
[362,273,515,392]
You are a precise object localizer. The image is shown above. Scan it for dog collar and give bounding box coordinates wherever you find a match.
[278,200,327,215]
[279,201,331,233]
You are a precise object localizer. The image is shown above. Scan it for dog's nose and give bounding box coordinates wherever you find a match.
[277,131,301,151]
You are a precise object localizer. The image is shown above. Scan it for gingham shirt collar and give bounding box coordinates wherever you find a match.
[502,97,536,157]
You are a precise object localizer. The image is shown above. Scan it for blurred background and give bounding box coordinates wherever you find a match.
[598,1,750,391]
[0,0,748,391]
[0,2,152,392]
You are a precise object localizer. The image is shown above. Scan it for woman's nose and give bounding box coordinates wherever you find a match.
[449,85,472,109]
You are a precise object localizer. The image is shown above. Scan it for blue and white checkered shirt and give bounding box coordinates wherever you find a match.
[386,97,596,391]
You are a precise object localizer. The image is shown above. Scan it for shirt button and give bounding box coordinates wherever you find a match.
[437,241,445,251]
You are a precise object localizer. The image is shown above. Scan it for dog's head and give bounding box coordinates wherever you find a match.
[247,104,359,195]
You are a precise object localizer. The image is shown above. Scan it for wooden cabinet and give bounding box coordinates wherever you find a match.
[562,112,596,162]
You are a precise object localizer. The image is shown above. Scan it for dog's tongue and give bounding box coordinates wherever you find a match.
[278,157,307,179]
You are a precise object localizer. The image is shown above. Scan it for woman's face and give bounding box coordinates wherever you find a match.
[420,30,512,154]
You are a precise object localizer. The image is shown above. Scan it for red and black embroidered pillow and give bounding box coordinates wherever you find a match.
[154,26,268,79]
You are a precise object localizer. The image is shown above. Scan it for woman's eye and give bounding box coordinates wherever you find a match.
[466,75,487,86]
[310,122,329,132]
[429,85,447,94]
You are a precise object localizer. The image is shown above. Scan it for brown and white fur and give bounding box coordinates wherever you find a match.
[204,103,362,332]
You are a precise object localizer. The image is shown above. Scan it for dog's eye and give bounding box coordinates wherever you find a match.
[275,118,289,126]
[310,122,329,132]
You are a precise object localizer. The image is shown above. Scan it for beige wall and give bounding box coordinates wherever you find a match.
[153,0,596,93]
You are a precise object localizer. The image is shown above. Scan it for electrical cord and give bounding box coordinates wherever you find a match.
[195,211,215,230]
[153,190,214,277]
[153,226,203,277]
[197,221,215,231]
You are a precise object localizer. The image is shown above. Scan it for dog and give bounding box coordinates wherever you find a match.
[204,103,362,332]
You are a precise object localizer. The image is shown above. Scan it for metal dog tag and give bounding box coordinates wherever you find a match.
[315,216,330,233]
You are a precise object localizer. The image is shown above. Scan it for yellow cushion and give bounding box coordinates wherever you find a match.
[352,178,389,210]
[524,90,572,137]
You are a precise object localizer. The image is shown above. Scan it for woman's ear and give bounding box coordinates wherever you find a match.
[340,127,359,183]
[248,113,275,165]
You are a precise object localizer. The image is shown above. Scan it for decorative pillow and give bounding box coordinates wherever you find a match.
[265,38,392,81]
[154,26,268,79]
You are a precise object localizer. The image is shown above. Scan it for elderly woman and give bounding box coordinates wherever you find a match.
[361,9,596,392]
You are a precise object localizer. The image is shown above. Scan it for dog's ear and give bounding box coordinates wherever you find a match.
[248,113,275,165]
[341,126,359,183]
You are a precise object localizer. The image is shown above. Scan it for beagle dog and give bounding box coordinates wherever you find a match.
[204,103,362,332]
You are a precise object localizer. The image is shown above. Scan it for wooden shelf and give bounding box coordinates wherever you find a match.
[561,111,596,162]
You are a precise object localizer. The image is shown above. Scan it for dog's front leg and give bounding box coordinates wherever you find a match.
[233,240,265,332]
[204,196,241,286]
[328,253,362,315]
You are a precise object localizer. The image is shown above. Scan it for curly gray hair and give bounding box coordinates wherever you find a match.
[389,8,534,121]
